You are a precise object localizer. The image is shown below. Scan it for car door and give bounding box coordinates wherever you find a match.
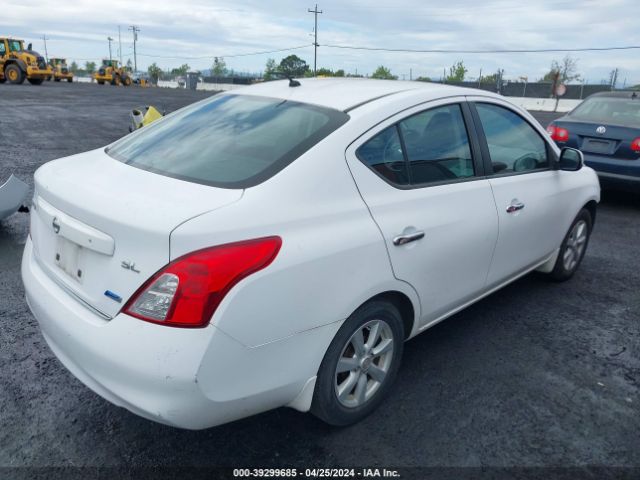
[468,98,565,287]
[346,98,499,328]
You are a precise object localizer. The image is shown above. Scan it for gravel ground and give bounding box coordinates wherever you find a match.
[0,82,638,476]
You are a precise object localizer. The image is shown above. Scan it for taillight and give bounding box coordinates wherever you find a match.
[123,237,282,328]
[547,124,569,142]
[631,137,640,152]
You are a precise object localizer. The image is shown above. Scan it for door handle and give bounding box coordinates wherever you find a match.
[506,202,525,213]
[393,231,425,246]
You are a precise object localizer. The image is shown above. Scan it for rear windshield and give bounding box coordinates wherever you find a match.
[107,94,349,188]
[569,96,640,128]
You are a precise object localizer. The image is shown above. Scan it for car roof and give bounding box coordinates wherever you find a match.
[234,77,500,112]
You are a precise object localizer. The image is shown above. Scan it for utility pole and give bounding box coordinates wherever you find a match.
[129,25,140,73]
[308,4,322,76]
[42,35,49,63]
[107,37,114,62]
[118,26,123,64]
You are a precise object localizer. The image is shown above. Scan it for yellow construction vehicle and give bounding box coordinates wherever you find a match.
[0,37,52,85]
[48,58,73,82]
[93,59,132,86]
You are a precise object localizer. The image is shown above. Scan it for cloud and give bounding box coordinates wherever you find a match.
[1,0,638,85]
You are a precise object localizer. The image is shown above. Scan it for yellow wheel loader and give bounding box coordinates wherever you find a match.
[0,37,52,85]
[93,59,132,86]
[48,57,73,82]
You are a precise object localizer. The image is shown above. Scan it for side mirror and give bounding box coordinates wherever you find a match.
[557,147,583,172]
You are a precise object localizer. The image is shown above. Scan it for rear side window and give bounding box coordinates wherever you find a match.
[569,96,640,128]
[475,103,549,174]
[107,94,349,189]
[356,103,475,187]
[399,104,474,184]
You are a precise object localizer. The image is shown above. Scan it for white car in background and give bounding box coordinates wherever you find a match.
[22,78,600,429]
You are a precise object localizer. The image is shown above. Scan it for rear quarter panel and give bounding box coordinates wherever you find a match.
[169,125,420,348]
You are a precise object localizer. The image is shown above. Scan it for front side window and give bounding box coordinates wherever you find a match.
[0,43,5,55]
[8,41,22,52]
[356,103,475,187]
[476,103,549,174]
[107,94,349,188]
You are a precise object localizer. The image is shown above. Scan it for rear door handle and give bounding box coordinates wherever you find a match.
[506,202,525,213]
[393,231,425,246]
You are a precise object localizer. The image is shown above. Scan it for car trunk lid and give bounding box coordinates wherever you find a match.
[555,118,640,160]
[30,148,243,318]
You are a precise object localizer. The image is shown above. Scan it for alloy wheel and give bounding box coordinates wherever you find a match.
[334,319,394,408]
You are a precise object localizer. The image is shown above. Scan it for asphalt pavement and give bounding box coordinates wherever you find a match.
[0,82,638,477]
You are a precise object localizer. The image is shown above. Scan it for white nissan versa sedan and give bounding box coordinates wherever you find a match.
[22,78,599,429]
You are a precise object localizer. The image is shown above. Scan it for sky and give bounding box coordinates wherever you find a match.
[2,0,639,86]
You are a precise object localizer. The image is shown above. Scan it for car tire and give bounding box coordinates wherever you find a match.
[311,300,404,426]
[5,64,24,84]
[548,208,592,282]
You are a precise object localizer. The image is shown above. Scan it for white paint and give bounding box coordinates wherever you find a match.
[508,97,582,112]
[22,78,600,429]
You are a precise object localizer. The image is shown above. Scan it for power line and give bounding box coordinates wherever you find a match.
[308,4,323,75]
[322,44,640,54]
[133,44,312,60]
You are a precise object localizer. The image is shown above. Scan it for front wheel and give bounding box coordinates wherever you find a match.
[28,77,44,85]
[5,64,25,84]
[548,208,592,281]
[311,300,404,426]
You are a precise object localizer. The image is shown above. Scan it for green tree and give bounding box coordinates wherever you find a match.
[84,61,96,74]
[542,55,580,83]
[416,76,431,82]
[316,67,334,76]
[171,64,190,76]
[334,69,345,77]
[445,61,467,82]
[371,65,397,80]
[69,61,79,74]
[147,62,162,83]
[278,55,309,77]
[211,57,227,77]
[264,58,278,80]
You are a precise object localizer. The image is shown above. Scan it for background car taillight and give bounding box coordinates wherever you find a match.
[547,124,569,142]
[123,237,282,328]
[631,137,640,152]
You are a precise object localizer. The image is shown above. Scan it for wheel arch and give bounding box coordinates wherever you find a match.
[583,199,597,226]
[353,289,418,340]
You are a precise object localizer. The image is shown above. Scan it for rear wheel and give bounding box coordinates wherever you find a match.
[548,209,592,281]
[311,300,404,426]
[123,76,132,86]
[28,78,44,85]
[54,77,61,82]
[67,78,72,83]
[5,64,24,84]
[97,80,104,85]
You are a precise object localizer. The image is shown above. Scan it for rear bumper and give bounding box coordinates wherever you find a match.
[583,153,639,190]
[22,238,328,429]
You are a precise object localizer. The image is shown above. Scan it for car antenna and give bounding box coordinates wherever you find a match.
[288,76,301,87]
